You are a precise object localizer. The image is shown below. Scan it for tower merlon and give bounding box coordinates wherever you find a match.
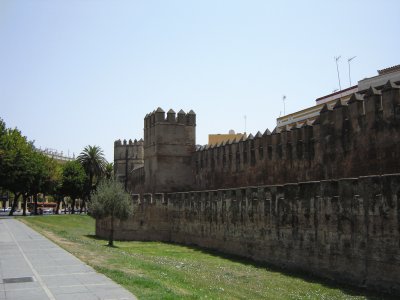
[167,109,176,122]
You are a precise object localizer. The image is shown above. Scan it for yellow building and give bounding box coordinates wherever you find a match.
[208,130,246,146]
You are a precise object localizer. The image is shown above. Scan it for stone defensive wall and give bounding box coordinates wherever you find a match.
[130,166,145,194]
[97,173,400,294]
[193,81,400,190]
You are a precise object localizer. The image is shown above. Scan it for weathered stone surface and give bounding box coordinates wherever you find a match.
[111,86,400,295]
[143,109,196,193]
[114,138,144,190]
[193,85,400,189]
[97,174,400,295]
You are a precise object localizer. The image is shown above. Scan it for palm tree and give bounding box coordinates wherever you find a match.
[105,162,114,179]
[77,145,107,205]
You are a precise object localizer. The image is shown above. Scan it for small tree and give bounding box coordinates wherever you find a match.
[89,178,132,246]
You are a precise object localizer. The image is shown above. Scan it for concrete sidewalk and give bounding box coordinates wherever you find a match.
[0,218,137,300]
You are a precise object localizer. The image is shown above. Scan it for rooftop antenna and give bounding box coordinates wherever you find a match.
[282,95,287,116]
[244,115,247,134]
[334,55,342,91]
[347,56,356,86]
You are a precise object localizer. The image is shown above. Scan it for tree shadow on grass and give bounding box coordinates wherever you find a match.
[84,234,120,248]
[84,234,396,300]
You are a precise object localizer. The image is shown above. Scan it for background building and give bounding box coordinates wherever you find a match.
[276,64,400,130]
[208,130,246,146]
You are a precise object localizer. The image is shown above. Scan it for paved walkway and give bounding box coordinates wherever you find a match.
[0,218,137,300]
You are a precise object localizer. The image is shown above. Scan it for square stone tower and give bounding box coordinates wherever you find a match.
[114,139,144,189]
[144,108,196,193]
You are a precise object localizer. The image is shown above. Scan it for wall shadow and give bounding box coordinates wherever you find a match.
[172,242,396,300]
[85,234,396,299]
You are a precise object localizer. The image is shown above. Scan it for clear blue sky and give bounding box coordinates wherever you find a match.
[1,0,399,162]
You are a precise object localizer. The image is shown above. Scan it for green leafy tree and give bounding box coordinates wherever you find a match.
[0,118,5,139]
[23,151,47,216]
[0,119,62,216]
[89,179,132,246]
[50,162,64,214]
[25,154,61,216]
[0,118,9,188]
[42,157,62,213]
[0,124,37,215]
[60,160,86,214]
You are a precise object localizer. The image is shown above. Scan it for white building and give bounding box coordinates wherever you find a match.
[277,64,400,130]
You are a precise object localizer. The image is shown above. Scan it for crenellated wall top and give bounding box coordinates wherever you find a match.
[144,107,196,128]
[114,138,144,146]
[195,81,400,154]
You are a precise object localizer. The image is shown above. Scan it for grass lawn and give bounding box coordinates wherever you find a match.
[18,215,391,300]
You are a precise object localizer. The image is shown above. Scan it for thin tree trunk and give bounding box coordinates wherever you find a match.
[71,198,76,214]
[34,194,38,215]
[80,198,86,214]
[108,215,114,246]
[55,196,61,215]
[89,172,93,202]
[9,192,20,216]
[22,194,28,216]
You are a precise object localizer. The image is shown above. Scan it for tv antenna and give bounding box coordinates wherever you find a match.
[347,56,356,86]
[334,56,342,91]
[244,115,247,134]
[282,95,287,116]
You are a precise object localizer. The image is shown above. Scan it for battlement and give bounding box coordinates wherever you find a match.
[114,138,144,146]
[144,107,196,128]
[193,81,400,190]
[114,137,145,190]
[117,81,400,193]
[195,80,400,150]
